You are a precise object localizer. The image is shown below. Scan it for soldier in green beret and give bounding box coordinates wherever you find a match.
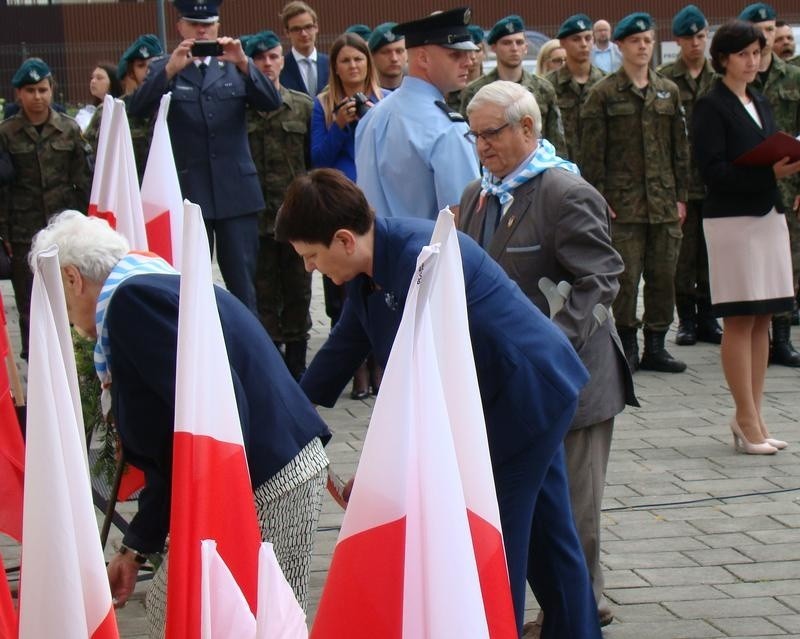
[245,30,314,379]
[658,5,722,347]
[368,22,407,92]
[460,15,566,154]
[0,58,91,358]
[547,14,605,165]
[580,12,690,373]
[345,24,372,42]
[739,3,800,365]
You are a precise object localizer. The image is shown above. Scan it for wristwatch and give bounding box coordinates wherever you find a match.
[119,544,148,565]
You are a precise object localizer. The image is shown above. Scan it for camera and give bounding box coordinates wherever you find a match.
[191,40,223,58]
[352,92,371,119]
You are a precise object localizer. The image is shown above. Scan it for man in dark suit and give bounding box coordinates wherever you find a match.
[275,168,601,639]
[278,1,329,96]
[128,0,281,312]
[459,80,636,634]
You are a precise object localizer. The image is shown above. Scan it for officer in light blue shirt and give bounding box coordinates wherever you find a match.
[355,7,480,220]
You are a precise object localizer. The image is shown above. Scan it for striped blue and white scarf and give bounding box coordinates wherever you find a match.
[94,252,178,415]
[480,138,580,208]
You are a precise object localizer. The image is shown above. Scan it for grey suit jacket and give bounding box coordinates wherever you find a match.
[459,168,637,428]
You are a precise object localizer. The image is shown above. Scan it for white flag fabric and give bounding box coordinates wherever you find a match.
[141,93,184,268]
[311,211,516,638]
[200,540,257,639]
[88,96,149,251]
[256,543,308,639]
[19,247,119,639]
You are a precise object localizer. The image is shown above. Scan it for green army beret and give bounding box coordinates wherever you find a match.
[672,5,708,36]
[117,34,164,80]
[468,24,485,45]
[368,23,402,52]
[613,12,654,41]
[243,30,281,58]
[346,24,372,41]
[738,3,777,23]
[557,14,593,39]
[487,15,525,45]
[12,59,52,88]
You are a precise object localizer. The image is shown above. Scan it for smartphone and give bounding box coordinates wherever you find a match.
[191,40,223,58]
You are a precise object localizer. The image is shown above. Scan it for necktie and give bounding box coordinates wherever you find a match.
[302,57,317,95]
[198,62,208,78]
[482,194,501,248]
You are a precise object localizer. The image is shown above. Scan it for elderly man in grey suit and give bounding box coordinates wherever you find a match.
[459,80,637,635]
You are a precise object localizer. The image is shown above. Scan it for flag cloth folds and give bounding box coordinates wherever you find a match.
[88,95,149,251]
[0,291,24,542]
[200,540,256,639]
[166,201,262,639]
[311,211,516,639]
[19,247,118,639]
[140,93,184,268]
[256,542,308,639]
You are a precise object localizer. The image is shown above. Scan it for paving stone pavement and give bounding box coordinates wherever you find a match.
[3,274,800,638]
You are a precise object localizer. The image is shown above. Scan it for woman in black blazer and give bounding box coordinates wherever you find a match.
[692,21,800,455]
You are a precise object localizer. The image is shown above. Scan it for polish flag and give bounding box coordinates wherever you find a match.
[19,247,118,639]
[256,542,308,639]
[88,95,149,251]
[310,211,516,638]
[140,93,184,268]
[0,291,24,542]
[166,201,262,639]
[0,550,16,639]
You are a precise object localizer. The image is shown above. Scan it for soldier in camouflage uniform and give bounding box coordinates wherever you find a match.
[547,14,606,165]
[658,5,722,347]
[245,31,313,380]
[740,2,800,366]
[580,12,690,373]
[460,15,566,154]
[0,59,90,357]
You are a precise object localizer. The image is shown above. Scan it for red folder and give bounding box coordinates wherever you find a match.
[734,132,800,167]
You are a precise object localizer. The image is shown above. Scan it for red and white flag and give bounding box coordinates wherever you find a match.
[0,291,24,543]
[256,542,308,639]
[88,95,149,251]
[0,550,16,639]
[311,211,516,639]
[166,201,262,639]
[140,93,184,268]
[200,540,256,639]
[19,246,118,639]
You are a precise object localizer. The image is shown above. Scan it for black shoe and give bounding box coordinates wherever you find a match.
[617,327,639,372]
[640,330,687,373]
[695,316,723,344]
[675,319,697,345]
[284,341,307,382]
[770,317,800,367]
[791,308,799,326]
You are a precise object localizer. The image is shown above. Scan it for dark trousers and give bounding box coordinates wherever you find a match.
[674,200,712,317]
[10,241,33,355]
[204,213,259,313]
[495,444,600,639]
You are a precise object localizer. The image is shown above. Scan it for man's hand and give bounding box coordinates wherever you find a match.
[218,37,249,74]
[107,550,141,608]
[164,39,195,80]
[677,201,687,225]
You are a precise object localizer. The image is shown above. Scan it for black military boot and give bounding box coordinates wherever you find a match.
[617,327,639,372]
[770,317,800,367]
[284,341,308,381]
[675,317,697,345]
[639,330,687,373]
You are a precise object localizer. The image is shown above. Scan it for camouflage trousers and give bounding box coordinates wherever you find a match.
[674,200,711,318]
[775,205,800,321]
[255,234,312,344]
[611,220,682,332]
[10,241,33,355]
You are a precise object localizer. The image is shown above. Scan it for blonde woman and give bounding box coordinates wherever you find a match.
[537,39,567,76]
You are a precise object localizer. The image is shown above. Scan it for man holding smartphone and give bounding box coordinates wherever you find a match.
[129,0,281,313]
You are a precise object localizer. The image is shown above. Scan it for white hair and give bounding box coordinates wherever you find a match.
[466,80,542,138]
[29,210,129,282]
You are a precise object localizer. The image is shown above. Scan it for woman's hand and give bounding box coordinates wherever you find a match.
[333,97,358,129]
[772,156,800,180]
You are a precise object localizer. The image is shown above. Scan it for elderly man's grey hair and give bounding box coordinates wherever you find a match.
[29,210,129,282]
[466,80,542,139]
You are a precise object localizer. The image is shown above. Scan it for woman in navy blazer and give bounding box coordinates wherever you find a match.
[692,21,800,455]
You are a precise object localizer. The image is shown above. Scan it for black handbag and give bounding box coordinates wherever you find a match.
[0,239,11,280]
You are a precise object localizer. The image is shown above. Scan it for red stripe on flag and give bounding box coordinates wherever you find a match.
[166,432,261,639]
[311,517,406,639]
[0,551,17,639]
[87,203,118,230]
[117,464,145,502]
[467,509,517,638]
[90,606,119,639]
[145,212,173,265]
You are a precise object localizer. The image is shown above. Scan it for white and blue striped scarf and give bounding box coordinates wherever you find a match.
[480,138,580,208]
[94,252,177,415]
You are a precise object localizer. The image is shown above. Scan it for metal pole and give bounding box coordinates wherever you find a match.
[157,0,167,53]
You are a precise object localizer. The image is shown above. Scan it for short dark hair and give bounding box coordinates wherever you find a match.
[775,19,789,28]
[275,169,374,245]
[709,20,766,74]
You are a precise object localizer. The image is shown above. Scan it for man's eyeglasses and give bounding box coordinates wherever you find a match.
[288,23,317,34]
[464,122,511,144]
